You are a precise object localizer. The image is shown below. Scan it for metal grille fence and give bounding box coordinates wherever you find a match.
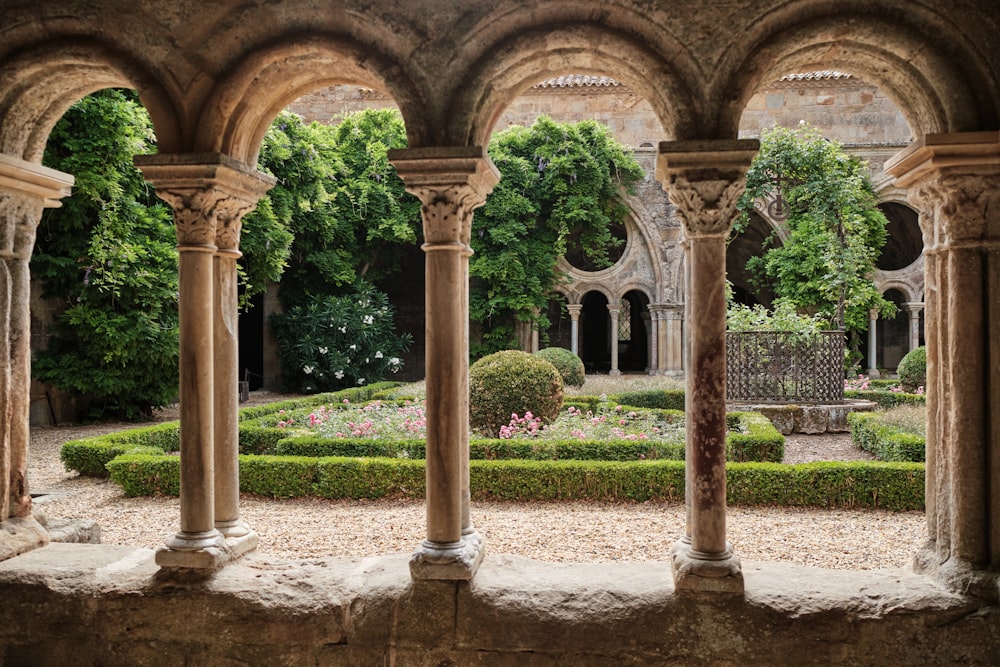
[726,331,845,403]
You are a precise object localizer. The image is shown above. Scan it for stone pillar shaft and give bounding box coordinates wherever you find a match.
[607,305,621,376]
[567,304,582,356]
[135,153,272,568]
[389,147,498,580]
[867,309,879,377]
[903,302,924,352]
[886,132,1000,600]
[0,156,73,526]
[657,139,758,594]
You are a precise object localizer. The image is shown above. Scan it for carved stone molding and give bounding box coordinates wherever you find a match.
[134,153,275,250]
[0,155,74,260]
[655,140,758,238]
[388,147,499,245]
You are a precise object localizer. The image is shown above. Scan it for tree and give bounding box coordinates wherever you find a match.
[264,109,421,309]
[33,90,180,419]
[733,122,893,356]
[471,116,644,354]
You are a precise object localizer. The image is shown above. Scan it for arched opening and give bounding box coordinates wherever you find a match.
[543,293,573,351]
[876,202,922,270]
[579,291,610,373]
[877,288,910,371]
[618,290,650,372]
[726,211,777,307]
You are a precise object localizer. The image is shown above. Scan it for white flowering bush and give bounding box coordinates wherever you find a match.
[270,282,410,393]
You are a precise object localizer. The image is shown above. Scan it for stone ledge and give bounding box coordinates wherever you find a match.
[729,400,877,434]
[0,543,996,665]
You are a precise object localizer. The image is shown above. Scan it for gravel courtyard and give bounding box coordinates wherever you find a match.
[27,388,925,571]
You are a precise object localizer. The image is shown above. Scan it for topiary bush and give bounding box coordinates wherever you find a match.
[470,350,564,436]
[534,347,586,387]
[897,346,926,393]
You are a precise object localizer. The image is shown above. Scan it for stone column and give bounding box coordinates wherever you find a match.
[867,308,880,378]
[389,147,498,580]
[647,305,662,373]
[0,155,72,559]
[641,310,653,372]
[657,139,758,594]
[135,154,273,569]
[663,305,685,373]
[567,304,582,356]
[903,302,924,352]
[607,304,621,376]
[885,132,1000,600]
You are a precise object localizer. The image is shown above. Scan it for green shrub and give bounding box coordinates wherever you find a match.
[726,412,785,463]
[897,346,926,392]
[534,347,586,387]
[107,453,179,496]
[469,350,564,435]
[612,390,685,411]
[843,389,925,409]
[103,451,922,510]
[848,411,925,462]
[270,283,411,394]
[60,422,178,476]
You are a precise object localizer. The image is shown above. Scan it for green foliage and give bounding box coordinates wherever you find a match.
[733,123,894,342]
[270,281,411,392]
[267,109,421,308]
[611,390,686,411]
[534,347,586,387]
[726,293,828,344]
[33,90,180,419]
[896,346,927,392]
[725,412,785,463]
[848,409,926,462]
[471,117,644,354]
[106,453,180,496]
[469,350,564,435]
[843,389,925,409]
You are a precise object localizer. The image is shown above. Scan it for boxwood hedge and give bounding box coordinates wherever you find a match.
[848,411,925,462]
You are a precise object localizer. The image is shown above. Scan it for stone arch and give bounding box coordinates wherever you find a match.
[877,280,917,304]
[0,39,178,162]
[193,34,425,163]
[451,20,702,146]
[713,7,997,138]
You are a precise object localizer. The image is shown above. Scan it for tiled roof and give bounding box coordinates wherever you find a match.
[534,75,622,88]
[780,71,853,81]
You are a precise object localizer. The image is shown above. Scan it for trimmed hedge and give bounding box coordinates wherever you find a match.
[611,390,685,411]
[726,412,784,463]
[60,422,179,476]
[848,412,925,462]
[844,389,925,410]
[104,454,924,510]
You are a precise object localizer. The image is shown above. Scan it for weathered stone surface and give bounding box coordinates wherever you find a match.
[0,515,48,562]
[0,545,998,666]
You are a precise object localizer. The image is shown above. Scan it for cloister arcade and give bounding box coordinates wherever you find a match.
[0,1,998,663]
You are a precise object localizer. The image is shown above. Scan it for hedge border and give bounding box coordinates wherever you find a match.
[105,454,924,510]
[847,412,925,462]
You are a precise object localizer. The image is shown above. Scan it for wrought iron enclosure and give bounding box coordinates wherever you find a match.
[726,331,845,403]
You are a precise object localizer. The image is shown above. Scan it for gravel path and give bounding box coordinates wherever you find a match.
[27,399,923,570]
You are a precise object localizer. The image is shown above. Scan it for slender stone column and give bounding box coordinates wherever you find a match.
[389,147,498,580]
[135,154,273,569]
[607,304,621,375]
[886,132,1000,600]
[903,302,924,352]
[567,304,582,356]
[0,156,72,556]
[647,305,662,373]
[657,139,757,594]
[664,305,684,372]
[867,308,880,377]
[641,311,653,372]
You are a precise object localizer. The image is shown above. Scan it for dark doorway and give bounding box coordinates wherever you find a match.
[580,291,610,373]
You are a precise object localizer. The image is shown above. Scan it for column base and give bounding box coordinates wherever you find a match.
[608,369,622,377]
[0,515,50,562]
[410,536,485,581]
[216,518,252,539]
[914,540,1000,602]
[155,529,259,570]
[671,539,744,595]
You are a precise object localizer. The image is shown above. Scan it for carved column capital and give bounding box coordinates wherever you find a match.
[655,140,758,238]
[885,132,1000,249]
[134,153,275,250]
[388,147,499,246]
[0,154,74,259]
